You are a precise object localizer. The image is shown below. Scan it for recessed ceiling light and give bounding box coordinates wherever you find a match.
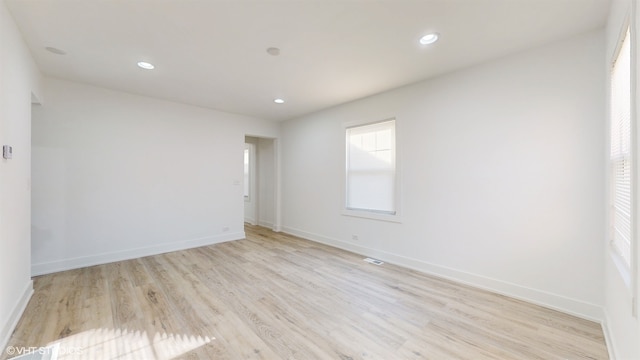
[266,47,281,56]
[274,98,285,104]
[45,46,66,55]
[419,33,439,45]
[137,61,155,70]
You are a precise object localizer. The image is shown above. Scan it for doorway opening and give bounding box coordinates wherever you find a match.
[244,136,277,230]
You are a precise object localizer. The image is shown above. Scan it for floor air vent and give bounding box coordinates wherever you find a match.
[363,257,384,265]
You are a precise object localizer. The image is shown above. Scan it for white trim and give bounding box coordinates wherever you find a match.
[282,226,604,322]
[632,0,640,321]
[341,209,402,223]
[343,118,402,218]
[273,138,282,233]
[0,280,33,352]
[610,249,633,291]
[31,232,244,276]
[258,220,274,229]
[601,310,618,360]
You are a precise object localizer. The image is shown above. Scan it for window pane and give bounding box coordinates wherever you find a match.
[244,148,250,197]
[346,120,396,214]
[610,27,632,267]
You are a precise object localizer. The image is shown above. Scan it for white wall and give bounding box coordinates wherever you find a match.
[31,78,278,275]
[0,0,42,350]
[281,30,605,320]
[257,137,276,228]
[604,0,640,358]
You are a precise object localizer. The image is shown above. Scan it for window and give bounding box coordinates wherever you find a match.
[244,147,250,198]
[610,26,632,268]
[346,119,396,215]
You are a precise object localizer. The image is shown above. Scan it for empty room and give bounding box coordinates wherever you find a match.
[0,0,638,359]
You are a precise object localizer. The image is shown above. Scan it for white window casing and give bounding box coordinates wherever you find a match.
[345,119,398,218]
[610,26,632,269]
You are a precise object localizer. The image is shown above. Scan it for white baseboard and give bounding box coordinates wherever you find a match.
[601,310,617,360]
[282,226,604,322]
[32,232,244,276]
[258,220,274,229]
[1,280,33,352]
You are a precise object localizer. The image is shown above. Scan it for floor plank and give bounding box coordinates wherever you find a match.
[2,225,609,359]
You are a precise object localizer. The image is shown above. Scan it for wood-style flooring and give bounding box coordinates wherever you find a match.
[3,225,608,359]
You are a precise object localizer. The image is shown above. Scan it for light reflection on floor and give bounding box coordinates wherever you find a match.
[45,328,214,359]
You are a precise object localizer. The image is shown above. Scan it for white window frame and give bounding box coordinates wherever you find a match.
[342,118,402,223]
[244,144,253,200]
[609,20,635,290]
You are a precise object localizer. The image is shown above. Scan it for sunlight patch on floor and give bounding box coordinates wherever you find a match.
[44,328,214,359]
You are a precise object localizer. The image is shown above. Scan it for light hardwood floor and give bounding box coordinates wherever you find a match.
[3,225,608,359]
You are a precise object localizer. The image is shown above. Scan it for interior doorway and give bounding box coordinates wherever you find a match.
[244,136,277,229]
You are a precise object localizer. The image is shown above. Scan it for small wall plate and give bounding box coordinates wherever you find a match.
[2,145,12,159]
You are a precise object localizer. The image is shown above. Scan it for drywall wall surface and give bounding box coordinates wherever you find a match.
[257,138,276,228]
[0,0,42,350]
[281,30,605,320]
[31,78,278,275]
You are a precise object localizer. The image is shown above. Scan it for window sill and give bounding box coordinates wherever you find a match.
[341,209,402,223]
[609,248,632,291]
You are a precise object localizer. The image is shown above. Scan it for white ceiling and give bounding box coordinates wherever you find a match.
[6,0,610,121]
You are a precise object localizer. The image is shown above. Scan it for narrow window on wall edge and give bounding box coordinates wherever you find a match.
[610,25,632,270]
[244,147,250,199]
